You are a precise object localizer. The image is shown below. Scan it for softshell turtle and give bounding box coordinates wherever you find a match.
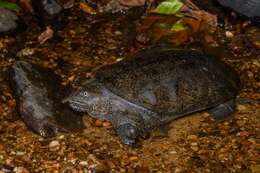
[10,61,84,137]
[65,45,240,145]
[217,0,260,18]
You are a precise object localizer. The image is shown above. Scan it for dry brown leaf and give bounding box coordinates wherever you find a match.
[79,2,97,15]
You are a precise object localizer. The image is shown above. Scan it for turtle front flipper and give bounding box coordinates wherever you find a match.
[30,117,59,137]
[208,99,236,121]
[116,123,140,146]
[108,107,146,146]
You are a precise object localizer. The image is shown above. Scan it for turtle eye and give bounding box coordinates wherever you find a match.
[83,91,88,97]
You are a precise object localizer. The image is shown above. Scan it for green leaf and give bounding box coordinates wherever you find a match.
[155,0,183,15]
[156,23,170,29]
[0,0,21,12]
[171,19,186,31]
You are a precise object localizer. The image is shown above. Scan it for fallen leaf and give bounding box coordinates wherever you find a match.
[79,2,97,15]
[155,0,183,15]
[171,19,186,31]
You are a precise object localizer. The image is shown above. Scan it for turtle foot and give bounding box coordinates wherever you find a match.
[208,99,236,121]
[116,123,140,146]
[31,118,60,137]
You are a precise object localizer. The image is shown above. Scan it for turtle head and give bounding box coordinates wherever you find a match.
[63,79,111,116]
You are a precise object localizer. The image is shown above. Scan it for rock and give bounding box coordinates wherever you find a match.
[102,121,111,127]
[114,30,122,35]
[174,168,182,173]
[94,119,103,127]
[190,142,199,151]
[106,160,116,169]
[169,150,177,154]
[187,135,198,141]
[93,164,110,173]
[103,0,128,13]
[16,48,35,58]
[237,104,246,111]
[30,0,66,30]
[79,161,88,166]
[246,27,260,50]
[129,156,138,161]
[30,0,68,43]
[225,31,234,38]
[14,167,29,173]
[0,8,26,35]
[250,164,260,173]
[49,140,60,151]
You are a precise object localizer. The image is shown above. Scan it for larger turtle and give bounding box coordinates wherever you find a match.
[64,45,240,145]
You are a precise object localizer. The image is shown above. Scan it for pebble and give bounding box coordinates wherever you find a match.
[116,58,123,62]
[248,138,256,144]
[106,160,116,169]
[121,157,130,166]
[5,158,13,165]
[58,135,65,139]
[187,135,198,141]
[0,40,4,49]
[79,138,92,145]
[190,142,199,151]
[0,8,20,34]
[191,142,198,146]
[169,150,177,154]
[16,151,25,156]
[247,71,254,78]
[68,75,75,82]
[225,31,234,38]
[102,121,111,127]
[250,164,260,173]
[79,161,88,166]
[94,119,103,127]
[254,41,260,49]
[94,164,110,173]
[94,120,111,127]
[14,167,29,173]
[174,168,181,173]
[129,156,138,161]
[237,104,246,111]
[16,48,35,57]
[49,140,60,151]
[114,30,122,35]
[191,145,199,151]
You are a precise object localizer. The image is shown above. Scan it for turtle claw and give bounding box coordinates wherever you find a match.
[36,119,59,137]
[116,123,140,146]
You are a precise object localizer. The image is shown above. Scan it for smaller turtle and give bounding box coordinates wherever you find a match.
[10,61,84,137]
[64,45,240,145]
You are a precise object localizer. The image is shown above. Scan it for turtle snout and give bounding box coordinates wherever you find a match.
[63,91,93,113]
[117,124,140,146]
